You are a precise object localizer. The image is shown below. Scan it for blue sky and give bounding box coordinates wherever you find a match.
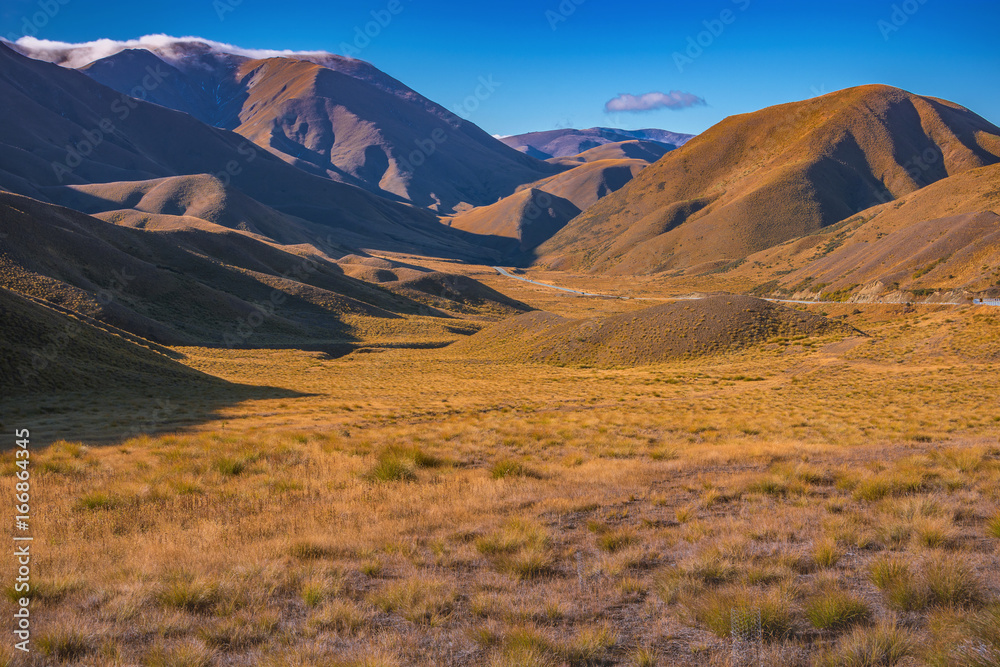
[2,0,997,136]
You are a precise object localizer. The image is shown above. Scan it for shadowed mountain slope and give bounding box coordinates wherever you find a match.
[0,285,223,393]
[447,188,581,254]
[0,192,465,346]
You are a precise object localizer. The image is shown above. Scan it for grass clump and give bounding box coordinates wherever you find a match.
[157,574,221,614]
[819,622,912,666]
[559,624,617,664]
[365,444,442,482]
[869,558,926,612]
[73,491,122,511]
[987,512,1000,539]
[36,629,93,661]
[476,520,554,579]
[366,455,416,482]
[370,579,455,626]
[288,540,334,560]
[813,538,842,568]
[923,554,982,608]
[213,455,255,476]
[491,459,539,479]
[595,528,638,553]
[688,585,794,640]
[309,599,365,635]
[805,589,871,631]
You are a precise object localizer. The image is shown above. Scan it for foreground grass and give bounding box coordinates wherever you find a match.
[1,304,999,665]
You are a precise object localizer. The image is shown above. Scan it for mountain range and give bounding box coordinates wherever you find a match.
[2,35,999,389]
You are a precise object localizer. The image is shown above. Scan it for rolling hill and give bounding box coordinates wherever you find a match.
[446,152,658,257]
[453,295,858,367]
[532,85,1000,275]
[0,192,514,347]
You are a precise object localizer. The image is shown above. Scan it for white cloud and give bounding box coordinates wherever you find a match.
[7,34,334,69]
[604,91,706,113]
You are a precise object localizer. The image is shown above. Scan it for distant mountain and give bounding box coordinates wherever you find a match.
[532,85,1000,274]
[499,127,695,159]
[547,140,674,166]
[446,149,656,257]
[11,37,557,214]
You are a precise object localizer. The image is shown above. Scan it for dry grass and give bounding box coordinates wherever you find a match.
[1,289,999,665]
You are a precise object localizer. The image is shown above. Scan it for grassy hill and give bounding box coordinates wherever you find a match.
[454,295,858,366]
[533,85,1000,275]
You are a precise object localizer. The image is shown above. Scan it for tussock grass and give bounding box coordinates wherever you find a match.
[370,579,456,626]
[819,621,912,666]
[36,628,94,661]
[157,574,222,614]
[813,539,842,568]
[491,459,539,479]
[686,584,795,640]
[805,589,871,631]
[309,599,366,635]
[987,512,1000,539]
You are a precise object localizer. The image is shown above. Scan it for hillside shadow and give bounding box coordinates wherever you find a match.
[0,380,311,448]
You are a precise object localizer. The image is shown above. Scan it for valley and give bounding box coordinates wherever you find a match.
[0,25,998,667]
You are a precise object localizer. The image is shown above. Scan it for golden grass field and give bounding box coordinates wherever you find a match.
[2,262,999,666]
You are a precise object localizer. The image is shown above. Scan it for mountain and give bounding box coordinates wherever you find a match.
[0,285,228,393]
[741,162,1000,301]
[0,41,495,259]
[547,140,674,166]
[499,127,694,159]
[446,154,653,257]
[446,188,582,254]
[532,85,1000,275]
[11,37,557,214]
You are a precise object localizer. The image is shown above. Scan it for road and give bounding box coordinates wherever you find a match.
[492,267,985,307]
[491,266,612,297]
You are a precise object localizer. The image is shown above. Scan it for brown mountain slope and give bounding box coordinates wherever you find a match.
[445,157,653,257]
[739,163,1000,300]
[43,40,557,214]
[230,57,556,213]
[54,175,324,246]
[446,189,581,254]
[452,295,857,367]
[533,85,1000,275]
[519,158,649,211]
[0,43,487,259]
